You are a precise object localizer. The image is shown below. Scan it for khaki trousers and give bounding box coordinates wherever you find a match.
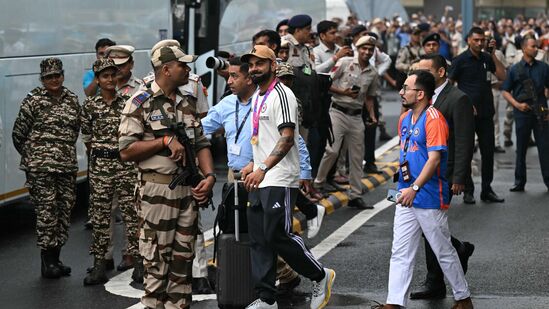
[315,108,365,199]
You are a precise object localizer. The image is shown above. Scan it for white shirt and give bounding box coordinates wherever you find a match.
[432,79,449,104]
[251,81,300,188]
[313,41,340,73]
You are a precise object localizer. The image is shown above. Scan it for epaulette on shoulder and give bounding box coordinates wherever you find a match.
[132,91,152,108]
[27,87,42,97]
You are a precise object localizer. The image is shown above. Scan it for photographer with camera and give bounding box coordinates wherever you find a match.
[502,34,549,192]
[118,41,215,309]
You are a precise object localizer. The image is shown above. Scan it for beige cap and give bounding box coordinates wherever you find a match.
[241,45,277,63]
[372,17,383,25]
[105,45,135,65]
[356,35,377,48]
[151,39,181,55]
[150,45,197,67]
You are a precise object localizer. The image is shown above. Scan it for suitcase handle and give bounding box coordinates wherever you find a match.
[233,172,242,242]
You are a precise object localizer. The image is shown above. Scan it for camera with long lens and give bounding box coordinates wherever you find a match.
[206,56,229,70]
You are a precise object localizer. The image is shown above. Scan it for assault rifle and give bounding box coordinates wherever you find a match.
[168,122,212,207]
[515,69,549,128]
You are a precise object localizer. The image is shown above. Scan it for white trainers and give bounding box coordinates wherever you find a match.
[246,298,278,309]
[307,204,325,239]
[310,268,336,309]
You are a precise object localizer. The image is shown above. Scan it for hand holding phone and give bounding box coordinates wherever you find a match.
[387,189,402,203]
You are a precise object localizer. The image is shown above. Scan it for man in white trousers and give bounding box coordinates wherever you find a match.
[378,70,473,309]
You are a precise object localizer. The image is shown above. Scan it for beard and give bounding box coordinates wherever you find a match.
[250,68,272,85]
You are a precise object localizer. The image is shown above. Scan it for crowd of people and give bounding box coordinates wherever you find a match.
[10,8,549,309]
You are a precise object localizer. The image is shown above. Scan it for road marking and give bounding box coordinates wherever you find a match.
[114,136,399,308]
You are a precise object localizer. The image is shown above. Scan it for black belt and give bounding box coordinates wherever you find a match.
[332,103,362,116]
[91,148,120,159]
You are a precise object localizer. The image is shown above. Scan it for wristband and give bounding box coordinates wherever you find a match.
[205,172,217,182]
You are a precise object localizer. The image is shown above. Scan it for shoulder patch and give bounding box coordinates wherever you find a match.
[188,74,200,82]
[132,91,151,108]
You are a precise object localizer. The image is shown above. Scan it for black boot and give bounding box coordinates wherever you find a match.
[83,259,108,286]
[131,257,144,284]
[41,249,62,279]
[53,247,71,276]
[378,124,393,141]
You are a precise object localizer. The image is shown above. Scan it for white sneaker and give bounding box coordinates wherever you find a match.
[307,205,325,239]
[310,268,336,309]
[246,298,278,309]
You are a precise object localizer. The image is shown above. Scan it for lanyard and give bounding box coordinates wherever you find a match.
[234,97,252,143]
[252,78,278,139]
[402,106,429,160]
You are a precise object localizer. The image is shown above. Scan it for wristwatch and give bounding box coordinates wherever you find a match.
[411,183,420,192]
[258,163,269,173]
[205,172,217,182]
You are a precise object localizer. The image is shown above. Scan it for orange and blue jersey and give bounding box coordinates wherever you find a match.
[397,106,450,209]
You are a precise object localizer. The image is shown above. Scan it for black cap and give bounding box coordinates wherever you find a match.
[418,22,431,32]
[288,14,312,29]
[351,24,367,37]
[422,33,440,46]
[317,20,338,34]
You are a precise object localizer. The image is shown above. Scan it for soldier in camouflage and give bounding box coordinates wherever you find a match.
[395,27,424,78]
[12,58,81,279]
[80,58,140,286]
[119,41,216,309]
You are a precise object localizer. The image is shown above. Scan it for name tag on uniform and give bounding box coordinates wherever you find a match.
[150,114,164,121]
[186,128,195,139]
[228,143,241,155]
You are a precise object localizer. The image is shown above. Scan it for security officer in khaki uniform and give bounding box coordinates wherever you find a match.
[314,36,379,209]
[119,42,216,309]
[81,59,140,286]
[12,58,80,279]
[106,45,144,97]
[396,27,423,75]
[284,14,315,71]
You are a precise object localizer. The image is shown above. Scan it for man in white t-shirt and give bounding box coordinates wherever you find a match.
[240,45,335,309]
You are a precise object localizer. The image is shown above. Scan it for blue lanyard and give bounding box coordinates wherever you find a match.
[235,97,252,143]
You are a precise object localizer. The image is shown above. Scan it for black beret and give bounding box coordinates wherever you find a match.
[422,33,440,46]
[418,22,431,32]
[351,25,367,37]
[288,14,312,29]
[317,20,338,34]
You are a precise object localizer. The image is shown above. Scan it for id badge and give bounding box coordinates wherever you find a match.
[302,66,312,76]
[185,128,195,139]
[400,160,411,182]
[228,143,241,155]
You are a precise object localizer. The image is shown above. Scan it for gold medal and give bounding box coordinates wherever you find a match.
[251,136,258,145]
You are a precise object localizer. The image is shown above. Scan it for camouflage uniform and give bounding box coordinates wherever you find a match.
[395,43,423,74]
[118,75,144,97]
[80,92,139,261]
[119,79,210,308]
[12,59,80,250]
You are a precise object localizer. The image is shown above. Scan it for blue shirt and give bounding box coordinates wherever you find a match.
[202,94,312,178]
[501,58,549,118]
[82,69,94,90]
[397,107,450,209]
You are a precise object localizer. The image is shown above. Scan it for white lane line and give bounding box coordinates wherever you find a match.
[311,199,393,259]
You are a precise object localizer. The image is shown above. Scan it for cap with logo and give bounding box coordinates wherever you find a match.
[150,43,197,67]
[40,58,63,77]
[276,62,294,77]
[288,14,312,29]
[92,58,118,74]
[356,35,377,48]
[240,45,277,63]
[105,45,135,65]
[422,33,440,46]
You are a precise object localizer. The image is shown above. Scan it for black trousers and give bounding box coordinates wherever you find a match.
[423,183,463,287]
[247,187,324,302]
[363,97,381,164]
[296,190,317,220]
[514,115,549,187]
[466,116,495,193]
[308,127,328,178]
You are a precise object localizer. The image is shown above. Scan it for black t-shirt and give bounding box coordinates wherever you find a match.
[449,49,496,118]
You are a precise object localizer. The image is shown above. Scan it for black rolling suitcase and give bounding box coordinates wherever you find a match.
[215,173,257,308]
